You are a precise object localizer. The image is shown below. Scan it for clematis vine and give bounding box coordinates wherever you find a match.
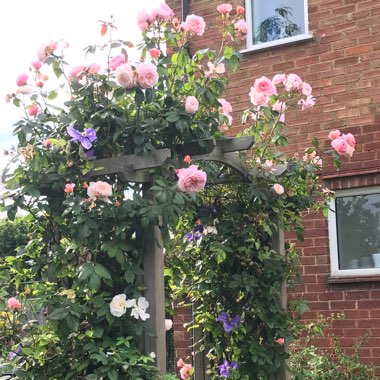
[217,311,241,333]
[218,360,238,378]
[67,125,97,150]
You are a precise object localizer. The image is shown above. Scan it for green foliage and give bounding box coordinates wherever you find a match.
[290,314,376,379]
[0,218,29,258]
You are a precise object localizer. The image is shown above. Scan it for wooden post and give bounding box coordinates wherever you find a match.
[270,230,290,380]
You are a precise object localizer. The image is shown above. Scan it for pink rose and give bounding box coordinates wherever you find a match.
[272,73,286,85]
[185,96,199,114]
[87,63,101,75]
[136,62,158,89]
[7,297,22,311]
[205,62,225,77]
[253,76,277,96]
[31,61,42,70]
[218,98,233,124]
[236,5,245,15]
[177,165,207,192]
[64,183,75,193]
[217,3,233,14]
[180,364,193,380]
[235,19,248,34]
[331,137,348,155]
[16,73,28,87]
[87,181,113,202]
[183,155,192,163]
[298,95,315,110]
[68,65,86,81]
[116,63,136,89]
[284,73,303,91]
[165,319,173,331]
[328,130,341,140]
[272,100,286,113]
[177,358,185,368]
[27,104,41,117]
[301,82,313,96]
[276,338,285,345]
[109,54,126,71]
[150,3,174,22]
[37,41,58,62]
[184,14,206,36]
[342,133,356,148]
[149,48,161,59]
[249,87,269,106]
[272,184,284,195]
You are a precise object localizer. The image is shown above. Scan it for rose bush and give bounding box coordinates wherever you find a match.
[0,1,355,379]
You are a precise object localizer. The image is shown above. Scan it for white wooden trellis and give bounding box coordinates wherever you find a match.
[89,136,289,379]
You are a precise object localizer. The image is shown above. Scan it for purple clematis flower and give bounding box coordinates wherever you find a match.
[184,223,204,242]
[67,125,97,150]
[218,360,238,378]
[217,311,241,333]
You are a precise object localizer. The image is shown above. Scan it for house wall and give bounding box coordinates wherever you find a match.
[168,0,380,376]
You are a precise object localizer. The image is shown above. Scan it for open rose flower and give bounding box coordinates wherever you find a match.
[16,74,28,87]
[217,3,233,14]
[183,14,206,36]
[180,364,194,380]
[110,294,128,317]
[7,297,22,311]
[115,63,135,88]
[272,183,285,195]
[87,181,112,202]
[109,54,126,71]
[253,76,277,96]
[177,165,207,192]
[185,96,199,114]
[136,62,158,88]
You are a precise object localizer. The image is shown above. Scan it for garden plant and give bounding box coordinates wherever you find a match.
[0,2,358,379]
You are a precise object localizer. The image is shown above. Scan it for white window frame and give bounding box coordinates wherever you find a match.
[328,186,380,278]
[241,0,313,54]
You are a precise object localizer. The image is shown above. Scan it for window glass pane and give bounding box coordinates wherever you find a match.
[252,0,305,45]
[336,193,380,270]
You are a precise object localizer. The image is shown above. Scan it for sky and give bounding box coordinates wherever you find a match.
[0,0,162,153]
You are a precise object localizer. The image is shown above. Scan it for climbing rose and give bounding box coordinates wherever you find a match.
[150,2,174,22]
[110,294,128,317]
[27,104,40,117]
[217,3,232,14]
[126,297,150,321]
[235,19,248,34]
[109,54,126,71]
[180,364,194,380]
[185,96,199,114]
[276,338,285,345]
[177,165,207,192]
[165,319,173,331]
[64,183,75,193]
[16,74,28,87]
[115,63,135,88]
[7,297,22,311]
[301,82,313,96]
[177,358,185,368]
[218,98,233,124]
[37,41,57,62]
[328,130,341,140]
[183,155,192,163]
[87,63,101,75]
[137,9,150,31]
[183,14,206,36]
[298,95,316,110]
[272,73,286,85]
[68,65,85,81]
[272,184,285,195]
[136,62,158,88]
[31,61,42,70]
[87,181,112,202]
[236,5,245,14]
[205,61,225,77]
[253,76,277,96]
[284,73,303,91]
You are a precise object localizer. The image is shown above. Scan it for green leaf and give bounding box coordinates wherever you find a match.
[48,91,58,100]
[78,262,95,281]
[48,307,69,320]
[89,273,101,291]
[215,249,226,264]
[94,264,112,280]
[66,314,80,331]
[108,369,118,380]
[135,88,145,105]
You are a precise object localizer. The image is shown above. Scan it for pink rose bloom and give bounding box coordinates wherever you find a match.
[177,165,207,192]
[17,86,35,95]
[276,338,285,345]
[149,48,161,59]
[109,54,126,71]
[16,73,28,87]
[254,76,277,96]
[165,319,173,331]
[328,130,341,140]
[249,87,269,106]
[218,98,233,124]
[284,73,303,91]
[205,62,225,77]
[180,364,193,380]
[217,3,233,14]
[272,73,286,85]
[184,14,206,36]
[301,82,312,96]
[272,100,286,113]
[136,62,158,88]
[236,5,245,15]
[87,181,113,202]
[137,9,150,25]
[64,183,75,193]
[342,133,356,148]
[183,155,192,163]
[87,63,101,75]
[28,104,41,117]
[177,358,185,368]
[331,137,348,155]
[298,95,315,110]
[185,96,199,114]
[345,145,355,157]
[272,184,285,195]
[68,65,86,81]
[116,63,136,89]
[31,61,42,70]
[37,41,58,62]
[150,3,174,22]
[235,19,248,34]
[7,297,22,311]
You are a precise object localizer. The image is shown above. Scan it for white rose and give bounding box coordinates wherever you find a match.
[110,294,128,317]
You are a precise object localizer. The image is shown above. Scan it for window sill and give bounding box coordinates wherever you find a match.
[240,34,314,55]
[327,275,380,284]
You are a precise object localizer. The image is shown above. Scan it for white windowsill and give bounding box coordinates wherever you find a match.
[330,268,380,278]
[240,33,314,55]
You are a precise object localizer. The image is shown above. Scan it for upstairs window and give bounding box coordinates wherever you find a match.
[328,187,380,277]
[243,0,311,52]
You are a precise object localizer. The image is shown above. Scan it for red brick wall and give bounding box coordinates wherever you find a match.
[168,0,380,376]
